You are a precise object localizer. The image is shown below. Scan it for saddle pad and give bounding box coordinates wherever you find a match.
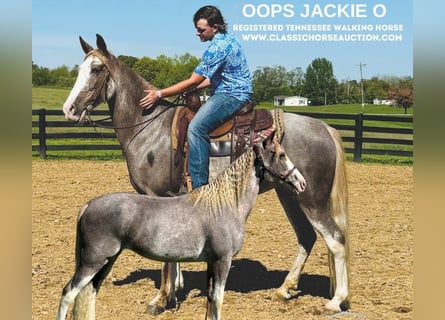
[209,108,284,158]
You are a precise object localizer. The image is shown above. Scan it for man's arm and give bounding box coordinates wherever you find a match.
[195,78,211,90]
[139,72,206,109]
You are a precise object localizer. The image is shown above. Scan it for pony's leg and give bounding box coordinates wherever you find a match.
[205,258,231,320]
[57,272,96,320]
[175,262,184,290]
[274,187,317,300]
[72,282,96,320]
[205,262,214,320]
[71,256,119,320]
[146,262,177,315]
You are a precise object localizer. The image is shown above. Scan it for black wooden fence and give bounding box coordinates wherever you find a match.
[32,109,413,161]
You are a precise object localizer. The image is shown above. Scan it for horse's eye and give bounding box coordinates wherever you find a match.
[91,66,102,74]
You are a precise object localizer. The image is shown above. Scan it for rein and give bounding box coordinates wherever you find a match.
[85,105,173,131]
[85,106,173,153]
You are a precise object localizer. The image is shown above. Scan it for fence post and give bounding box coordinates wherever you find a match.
[353,113,363,162]
[38,108,47,159]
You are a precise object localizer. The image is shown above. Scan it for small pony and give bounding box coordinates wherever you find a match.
[56,133,306,320]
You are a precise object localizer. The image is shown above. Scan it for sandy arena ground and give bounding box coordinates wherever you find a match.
[32,160,413,320]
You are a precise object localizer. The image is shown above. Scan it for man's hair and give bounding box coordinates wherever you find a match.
[193,5,227,33]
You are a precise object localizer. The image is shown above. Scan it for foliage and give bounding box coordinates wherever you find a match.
[303,58,337,105]
[33,53,412,108]
[132,56,158,82]
[32,62,78,88]
[365,76,390,102]
[118,55,138,69]
[387,82,413,114]
[252,65,303,102]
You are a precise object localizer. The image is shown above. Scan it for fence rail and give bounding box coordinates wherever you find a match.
[32,109,413,161]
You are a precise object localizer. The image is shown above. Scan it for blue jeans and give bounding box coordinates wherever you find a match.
[187,93,246,189]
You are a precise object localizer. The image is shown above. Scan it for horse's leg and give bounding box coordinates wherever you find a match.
[205,258,231,320]
[274,186,317,300]
[298,206,349,312]
[146,262,177,315]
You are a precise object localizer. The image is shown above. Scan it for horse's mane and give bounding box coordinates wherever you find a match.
[190,148,256,215]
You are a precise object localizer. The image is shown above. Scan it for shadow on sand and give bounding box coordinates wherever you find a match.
[113,258,330,301]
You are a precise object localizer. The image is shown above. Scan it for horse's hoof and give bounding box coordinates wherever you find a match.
[325,301,341,312]
[340,299,351,311]
[145,304,165,315]
[271,291,289,302]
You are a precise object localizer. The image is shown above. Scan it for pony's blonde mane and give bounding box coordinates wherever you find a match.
[190,148,257,215]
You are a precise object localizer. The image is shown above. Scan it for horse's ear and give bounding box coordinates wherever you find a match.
[96,34,109,56]
[79,36,94,54]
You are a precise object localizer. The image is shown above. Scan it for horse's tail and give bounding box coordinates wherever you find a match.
[72,204,96,320]
[326,126,350,306]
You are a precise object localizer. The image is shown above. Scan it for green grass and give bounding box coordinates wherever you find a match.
[32,87,413,164]
[32,87,108,110]
[257,101,413,115]
[32,87,70,109]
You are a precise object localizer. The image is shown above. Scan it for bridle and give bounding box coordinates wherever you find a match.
[253,143,298,183]
[80,51,175,130]
[77,50,179,152]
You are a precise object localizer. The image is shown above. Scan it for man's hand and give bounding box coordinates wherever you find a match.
[139,89,159,109]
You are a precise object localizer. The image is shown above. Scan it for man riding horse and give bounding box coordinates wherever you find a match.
[140,5,254,190]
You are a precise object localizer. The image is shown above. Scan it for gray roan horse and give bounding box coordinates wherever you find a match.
[62,34,350,316]
[56,134,305,320]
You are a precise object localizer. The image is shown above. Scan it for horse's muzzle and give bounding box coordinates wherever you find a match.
[63,102,89,122]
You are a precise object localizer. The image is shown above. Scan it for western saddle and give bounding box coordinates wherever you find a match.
[171,92,281,191]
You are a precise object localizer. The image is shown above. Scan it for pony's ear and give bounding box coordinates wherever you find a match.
[262,130,276,150]
[79,36,94,54]
[96,34,109,56]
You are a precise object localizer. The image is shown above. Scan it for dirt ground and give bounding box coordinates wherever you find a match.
[32,160,413,320]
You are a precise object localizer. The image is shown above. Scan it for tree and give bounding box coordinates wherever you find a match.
[32,62,51,86]
[118,55,138,69]
[50,65,74,87]
[168,53,200,85]
[252,65,293,102]
[133,56,159,82]
[365,76,390,104]
[337,79,361,104]
[303,58,337,105]
[287,67,305,96]
[387,86,413,114]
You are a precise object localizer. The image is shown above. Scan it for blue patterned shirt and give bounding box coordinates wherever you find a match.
[194,33,252,103]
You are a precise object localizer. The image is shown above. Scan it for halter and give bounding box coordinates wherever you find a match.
[252,144,298,183]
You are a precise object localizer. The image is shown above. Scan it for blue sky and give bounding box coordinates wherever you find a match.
[32,0,412,82]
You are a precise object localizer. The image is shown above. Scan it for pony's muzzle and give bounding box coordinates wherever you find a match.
[286,167,306,194]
